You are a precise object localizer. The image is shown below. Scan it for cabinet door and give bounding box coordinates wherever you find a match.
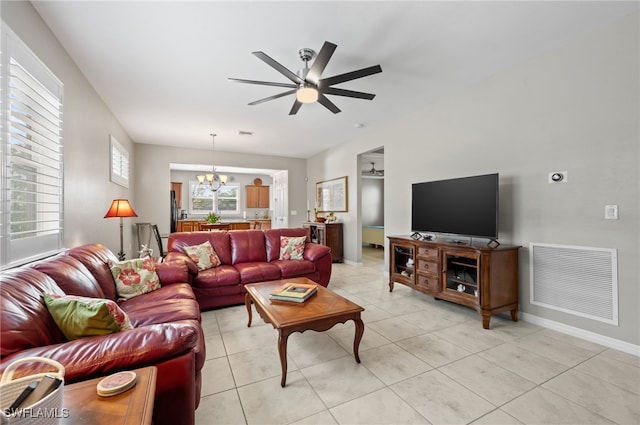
[305,224,324,244]
[231,222,251,230]
[246,185,270,208]
[325,224,343,262]
[246,186,259,208]
[180,221,200,232]
[442,250,480,301]
[258,186,270,208]
[390,241,415,284]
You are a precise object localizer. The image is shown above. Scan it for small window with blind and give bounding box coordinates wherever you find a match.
[1,23,64,268]
[110,135,129,188]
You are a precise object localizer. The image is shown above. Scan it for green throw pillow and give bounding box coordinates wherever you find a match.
[43,293,134,341]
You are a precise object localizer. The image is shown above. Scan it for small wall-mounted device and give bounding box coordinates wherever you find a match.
[605,205,618,220]
[549,171,567,183]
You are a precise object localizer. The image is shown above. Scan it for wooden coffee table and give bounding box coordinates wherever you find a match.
[244,278,365,387]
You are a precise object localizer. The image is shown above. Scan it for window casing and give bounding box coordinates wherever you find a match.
[1,23,64,268]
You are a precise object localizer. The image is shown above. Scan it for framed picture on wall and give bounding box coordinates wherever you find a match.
[316,176,348,212]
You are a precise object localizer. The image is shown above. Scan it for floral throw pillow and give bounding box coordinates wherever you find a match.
[183,240,221,271]
[43,293,134,341]
[279,236,306,260]
[110,257,161,300]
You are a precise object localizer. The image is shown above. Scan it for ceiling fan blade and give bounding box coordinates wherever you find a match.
[252,51,304,84]
[323,87,376,100]
[319,65,382,87]
[317,93,341,114]
[289,99,303,115]
[248,89,296,106]
[306,41,337,84]
[228,78,297,89]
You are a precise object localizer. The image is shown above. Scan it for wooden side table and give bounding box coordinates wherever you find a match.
[302,222,343,262]
[61,366,156,425]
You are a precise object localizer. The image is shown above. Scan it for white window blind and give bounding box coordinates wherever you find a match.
[1,23,64,268]
[110,135,129,188]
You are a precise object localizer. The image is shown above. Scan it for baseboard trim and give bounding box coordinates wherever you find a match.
[520,312,639,357]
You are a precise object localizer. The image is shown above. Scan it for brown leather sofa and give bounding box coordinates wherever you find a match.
[166,228,333,310]
[0,244,205,425]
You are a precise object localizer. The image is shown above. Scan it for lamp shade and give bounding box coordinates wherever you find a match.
[104,199,138,218]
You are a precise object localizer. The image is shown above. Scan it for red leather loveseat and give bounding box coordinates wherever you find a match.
[0,244,205,425]
[166,228,333,309]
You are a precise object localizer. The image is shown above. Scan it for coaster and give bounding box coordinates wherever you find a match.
[97,371,137,397]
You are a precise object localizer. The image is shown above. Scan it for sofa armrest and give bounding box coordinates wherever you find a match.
[155,260,189,285]
[165,252,198,275]
[303,243,331,262]
[0,322,198,383]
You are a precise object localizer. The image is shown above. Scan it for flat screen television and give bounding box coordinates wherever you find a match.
[411,173,499,240]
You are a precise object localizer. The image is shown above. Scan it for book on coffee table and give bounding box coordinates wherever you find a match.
[269,282,317,303]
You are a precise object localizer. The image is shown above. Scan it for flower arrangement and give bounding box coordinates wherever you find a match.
[206,212,220,223]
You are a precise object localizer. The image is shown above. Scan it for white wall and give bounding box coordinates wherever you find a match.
[134,143,308,237]
[308,12,639,345]
[2,1,137,257]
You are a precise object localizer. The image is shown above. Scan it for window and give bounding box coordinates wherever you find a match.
[189,181,214,215]
[216,184,240,215]
[109,135,129,188]
[1,23,64,268]
[188,182,240,216]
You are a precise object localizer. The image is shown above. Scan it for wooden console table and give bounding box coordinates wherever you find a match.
[302,222,343,262]
[61,366,156,425]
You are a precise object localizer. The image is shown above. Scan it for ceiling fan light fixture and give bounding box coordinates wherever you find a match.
[296,84,318,103]
[230,41,382,114]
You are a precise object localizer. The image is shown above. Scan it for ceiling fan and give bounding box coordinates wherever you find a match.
[229,41,382,115]
[365,162,384,176]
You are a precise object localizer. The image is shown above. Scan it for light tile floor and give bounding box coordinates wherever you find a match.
[196,247,640,425]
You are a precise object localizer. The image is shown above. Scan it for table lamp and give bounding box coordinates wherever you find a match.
[104,199,138,261]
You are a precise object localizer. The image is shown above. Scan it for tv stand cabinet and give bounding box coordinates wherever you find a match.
[388,236,521,329]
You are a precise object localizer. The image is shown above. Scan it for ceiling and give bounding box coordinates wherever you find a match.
[32,1,638,159]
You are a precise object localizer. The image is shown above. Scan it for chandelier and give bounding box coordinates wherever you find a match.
[196,133,228,192]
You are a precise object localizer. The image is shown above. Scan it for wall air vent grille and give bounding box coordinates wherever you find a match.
[530,243,618,325]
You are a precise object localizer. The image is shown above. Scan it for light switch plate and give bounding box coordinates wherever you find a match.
[605,205,618,220]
